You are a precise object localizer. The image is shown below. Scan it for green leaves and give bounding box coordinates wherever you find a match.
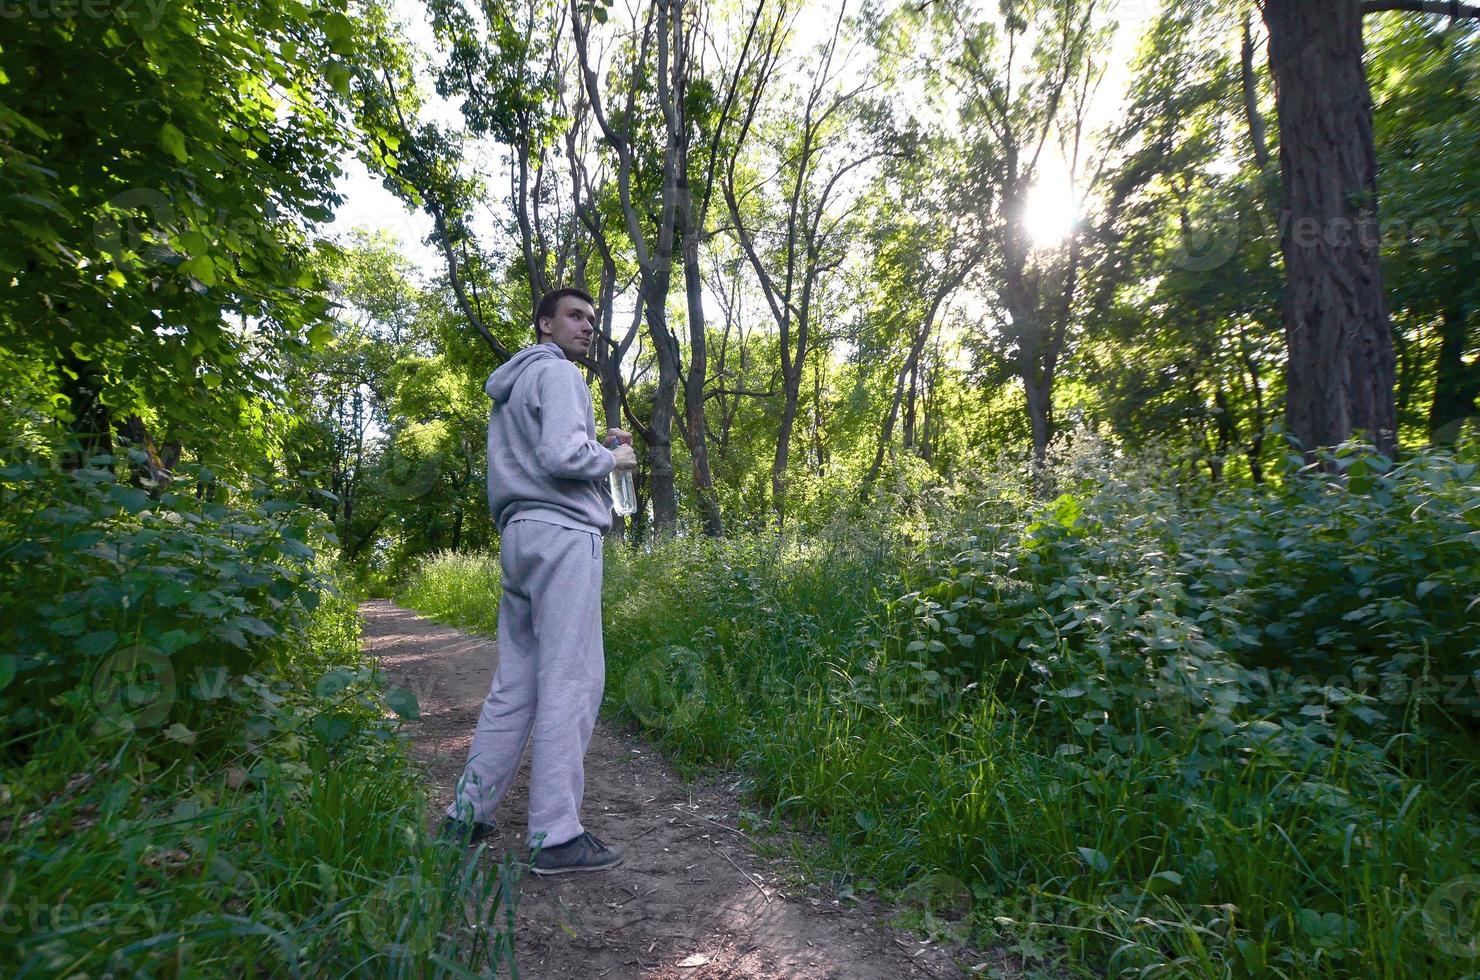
[384,685,420,719]
[1143,869,1183,896]
[323,12,355,51]
[0,459,339,740]
[326,61,352,97]
[2,0,389,460]
[1077,846,1110,875]
[159,121,187,163]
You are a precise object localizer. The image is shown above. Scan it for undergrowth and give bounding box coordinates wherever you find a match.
[403,438,1480,978]
[1,455,518,977]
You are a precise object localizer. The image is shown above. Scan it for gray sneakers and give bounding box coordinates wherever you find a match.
[438,817,498,846]
[530,831,625,876]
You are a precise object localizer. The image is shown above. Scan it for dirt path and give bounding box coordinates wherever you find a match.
[360,600,1006,979]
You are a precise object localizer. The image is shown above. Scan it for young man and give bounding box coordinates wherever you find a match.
[440,287,638,875]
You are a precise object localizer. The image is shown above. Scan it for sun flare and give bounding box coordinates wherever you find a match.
[1022,178,1080,247]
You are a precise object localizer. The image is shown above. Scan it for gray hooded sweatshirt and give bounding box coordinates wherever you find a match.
[485,343,615,535]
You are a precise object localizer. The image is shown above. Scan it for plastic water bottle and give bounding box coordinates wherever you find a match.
[604,437,637,516]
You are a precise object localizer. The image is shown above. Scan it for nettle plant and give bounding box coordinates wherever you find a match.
[887,439,1480,757]
[0,455,341,747]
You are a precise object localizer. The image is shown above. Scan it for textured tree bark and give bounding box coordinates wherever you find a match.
[1023,361,1054,469]
[902,357,918,451]
[668,4,722,538]
[640,0,683,535]
[811,357,827,475]
[1241,16,1271,171]
[643,269,681,533]
[861,352,912,500]
[593,261,630,540]
[118,413,177,491]
[1359,1,1480,16]
[771,382,800,529]
[681,229,724,536]
[722,4,863,528]
[571,0,681,532]
[1262,0,1397,457]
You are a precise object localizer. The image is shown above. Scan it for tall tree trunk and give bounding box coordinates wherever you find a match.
[861,359,911,500]
[594,266,622,428]
[810,356,827,474]
[592,260,630,540]
[681,230,724,536]
[644,270,681,533]
[515,130,549,306]
[1236,325,1268,484]
[1241,15,1271,172]
[1430,305,1478,442]
[772,385,800,529]
[117,413,179,491]
[919,344,938,464]
[1014,303,1056,469]
[667,0,731,538]
[860,259,980,499]
[1263,0,1397,457]
[1211,385,1236,482]
[571,0,681,533]
[902,357,919,451]
[1024,368,1054,469]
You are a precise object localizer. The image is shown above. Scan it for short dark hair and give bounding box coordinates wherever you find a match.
[534,287,595,339]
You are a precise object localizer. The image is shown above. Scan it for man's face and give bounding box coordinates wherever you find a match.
[539,296,597,360]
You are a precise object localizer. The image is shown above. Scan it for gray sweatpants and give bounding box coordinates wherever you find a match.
[446,518,605,848]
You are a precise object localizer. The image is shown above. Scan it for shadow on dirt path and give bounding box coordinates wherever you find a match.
[361,599,1014,979]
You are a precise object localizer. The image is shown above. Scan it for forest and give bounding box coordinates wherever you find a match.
[2,0,1479,975]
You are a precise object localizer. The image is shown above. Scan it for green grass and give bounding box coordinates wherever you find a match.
[2,586,521,977]
[401,550,504,632]
[402,445,1480,978]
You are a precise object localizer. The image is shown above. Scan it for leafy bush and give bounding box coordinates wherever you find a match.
[898,440,1480,745]
[876,440,1480,974]
[0,456,337,745]
[1,454,518,976]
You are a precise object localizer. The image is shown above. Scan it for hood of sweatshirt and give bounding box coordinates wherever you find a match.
[485,343,565,404]
[481,341,614,535]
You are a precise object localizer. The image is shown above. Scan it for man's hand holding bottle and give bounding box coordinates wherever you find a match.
[603,428,638,516]
[606,428,638,472]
